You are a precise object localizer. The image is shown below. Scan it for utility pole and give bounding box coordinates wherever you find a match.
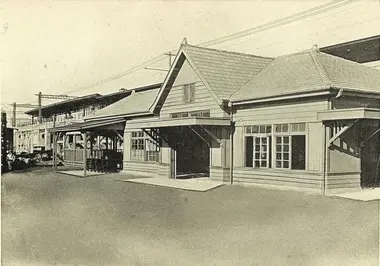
[38,92,42,124]
[10,103,39,128]
[164,51,176,67]
[13,102,16,127]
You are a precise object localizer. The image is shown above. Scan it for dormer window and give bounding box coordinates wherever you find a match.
[183,83,195,103]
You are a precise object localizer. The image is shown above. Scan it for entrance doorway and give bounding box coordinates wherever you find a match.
[360,121,380,188]
[170,126,210,179]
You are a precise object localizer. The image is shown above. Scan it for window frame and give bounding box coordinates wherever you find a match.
[130,130,160,162]
[244,123,307,171]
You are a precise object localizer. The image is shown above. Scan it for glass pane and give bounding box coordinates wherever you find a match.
[299,123,306,132]
[284,153,289,160]
[283,136,289,143]
[275,125,282,132]
[283,161,289,168]
[276,161,282,168]
[261,161,267,167]
[255,153,260,159]
[284,145,289,152]
[276,137,282,143]
[266,125,272,133]
[255,161,260,167]
[291,124,298,132]
[252,125,259,133]
[255,138,260,144]
[276,153,281,160]
[262,145,267,152]
[259,126,265,133]
[255,145,260,151]
[282,124,289,132]
[261,153,267,159]
[262,138,267,144]
[276,145,282,152]
[245,127,251,133]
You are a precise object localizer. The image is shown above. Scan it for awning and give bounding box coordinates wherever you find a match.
[126,117,231,130]
[317,108,380,121]
[49,118,125,133]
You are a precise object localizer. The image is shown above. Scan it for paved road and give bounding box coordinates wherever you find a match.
[2,168,379,265]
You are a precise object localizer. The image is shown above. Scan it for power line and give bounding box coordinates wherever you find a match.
[49,0,350,98]
[6,0,361,105]
[218,1,369,51]
[199,0,357,47]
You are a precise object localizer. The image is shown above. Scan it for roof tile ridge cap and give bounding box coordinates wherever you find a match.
[229,59,274,100]
[309,50,333,89]
[183,43,273,60]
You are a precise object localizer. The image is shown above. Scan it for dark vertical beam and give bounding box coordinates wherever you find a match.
[13,102,16,127]
[38,92,42,124]
[83,132,87,177]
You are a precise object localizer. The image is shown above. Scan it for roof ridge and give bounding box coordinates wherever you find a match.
[308,50,333,89]
[182,43,273,60]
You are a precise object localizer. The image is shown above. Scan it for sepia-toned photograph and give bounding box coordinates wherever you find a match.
[1,0,380,265]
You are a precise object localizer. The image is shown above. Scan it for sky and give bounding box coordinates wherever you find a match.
[1,0,380,116]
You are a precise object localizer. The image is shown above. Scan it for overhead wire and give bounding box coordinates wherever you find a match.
[7,0,366,105]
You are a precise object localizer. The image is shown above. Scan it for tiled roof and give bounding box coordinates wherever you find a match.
[231,49,380,102]
[183,44,273,100]
[85,88,160,121]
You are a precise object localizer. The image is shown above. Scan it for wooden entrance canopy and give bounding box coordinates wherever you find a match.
[125,117,231,130]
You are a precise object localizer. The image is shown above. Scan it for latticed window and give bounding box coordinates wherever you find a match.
[131,131,160,162]
[244,123,306,170]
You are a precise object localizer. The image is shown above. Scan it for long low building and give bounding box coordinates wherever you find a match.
[51,41,380,194]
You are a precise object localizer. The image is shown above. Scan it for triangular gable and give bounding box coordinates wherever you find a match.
[149,44,222,114]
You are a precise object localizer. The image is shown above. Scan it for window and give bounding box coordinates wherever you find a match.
[170,110,210,119]
[274,123,306,170]
[245,123,306,170]
[131,130,160,162]
[183,83,195,103]
[245,124,272,168]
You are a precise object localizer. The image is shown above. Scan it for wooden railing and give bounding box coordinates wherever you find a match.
[63,149,123,170]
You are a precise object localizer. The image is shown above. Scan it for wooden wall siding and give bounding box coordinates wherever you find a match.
[325,173,361,190]
[233,168,323,190]
[210,167,230,182]
[123,161,170,178]
[307,122,324,171]
[233,100,328,126]
[331,96,380,109]
[160,59,226,119]
[123,131,131,161]
[233,126,245,167]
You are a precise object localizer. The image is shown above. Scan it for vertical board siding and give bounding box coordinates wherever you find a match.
[160,59,226,118]
[307,122,324,171]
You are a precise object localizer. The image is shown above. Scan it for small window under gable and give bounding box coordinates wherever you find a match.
[183,83,195,104]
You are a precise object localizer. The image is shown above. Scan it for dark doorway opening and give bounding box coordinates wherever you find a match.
[360,122,380,188]
[291,135,306,170]
[173,127,210,179]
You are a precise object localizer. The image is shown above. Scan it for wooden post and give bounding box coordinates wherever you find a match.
[83,132,87,177]
[52,132,56,170]
[38,92,42,124]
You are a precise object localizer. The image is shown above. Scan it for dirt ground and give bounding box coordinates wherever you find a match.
[1,167,379,265]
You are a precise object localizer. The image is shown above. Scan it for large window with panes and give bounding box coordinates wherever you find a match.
[131,130,160,162]
[244,123,306,170]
